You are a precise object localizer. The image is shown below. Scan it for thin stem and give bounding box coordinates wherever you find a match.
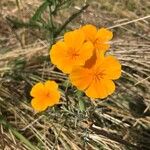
[48,4,55,45]
[64,81,70,109]
[54,4,89,38]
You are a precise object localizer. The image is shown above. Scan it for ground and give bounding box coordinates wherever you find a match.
[0,0,150,150]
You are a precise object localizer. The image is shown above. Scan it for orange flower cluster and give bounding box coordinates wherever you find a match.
[50,24,121,99]
[30,24,121,112]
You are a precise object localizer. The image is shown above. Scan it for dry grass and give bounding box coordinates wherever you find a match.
[0,0,150,150]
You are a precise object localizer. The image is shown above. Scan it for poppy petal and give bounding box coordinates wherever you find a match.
[101,79,115,95]
[78,41,94,64]
[81,24,97,42]
[85,79,108,99]
[96,43,110,52]
[101,56,121,80]
[70,67,93,90]
[84,50,97,68]
[50,41,68,66]
[85,79,115,99]
[31,98,48,112]
[30,82,45,98]
[64,30,85,49]
[96,28,113,42]
[46,91,60,106]
[50,41,73,73]
[45,80,58,91]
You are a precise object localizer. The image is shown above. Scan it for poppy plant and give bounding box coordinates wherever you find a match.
[30,80,60,111]
[69,56,121,99]
[50,29,94,74]
[81,24,113,54]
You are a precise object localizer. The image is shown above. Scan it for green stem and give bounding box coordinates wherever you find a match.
[48,4,55,45]
[54,4,89,38]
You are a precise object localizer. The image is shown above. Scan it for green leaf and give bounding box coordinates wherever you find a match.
[31,1,49,22]
[79,98,86,112]
[6,17,51,30]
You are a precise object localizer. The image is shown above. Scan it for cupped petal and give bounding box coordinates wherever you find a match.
[31,98,48,112]
[81,24,97,42]
[84,50,97,68]
[101,56,121,80]
[30,82,45,98]
[64,29,85,49]
[69,67,93,91]
[96,28,113,42]
[78,41,94,65]
[84,49,105,68]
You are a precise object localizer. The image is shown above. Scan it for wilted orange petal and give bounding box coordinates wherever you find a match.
[30,82,45,98]
[70,67,93,90]
[81,24,97,42]
[31,98,48,112]
[64,29,85,50]
[96,28,113,42]
[101,56,121,80]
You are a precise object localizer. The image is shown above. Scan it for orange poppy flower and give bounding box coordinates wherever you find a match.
[69,56,121,99]
[30,80,60,111]
[81,24,113,53]
[50,29,94,73]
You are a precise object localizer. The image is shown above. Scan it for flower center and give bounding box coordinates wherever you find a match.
[93,71,105,81]
[71,52,79,59]
[46,92,51,98]
[68,48,79,60]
